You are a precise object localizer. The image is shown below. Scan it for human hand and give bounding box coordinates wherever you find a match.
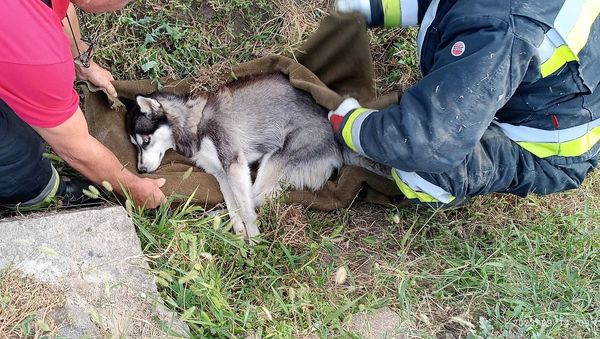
[328,97,362,134]
[129,177,167,209]
[75,60,118,98]
[335,0,372,24]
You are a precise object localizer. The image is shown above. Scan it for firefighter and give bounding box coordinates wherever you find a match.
[331,0,600,205]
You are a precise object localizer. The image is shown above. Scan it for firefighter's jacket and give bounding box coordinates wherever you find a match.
[338,0,600,203]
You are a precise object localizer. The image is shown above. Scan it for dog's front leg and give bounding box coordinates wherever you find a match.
[212,173,249,238]
[224,151,260,241]
[195,138,259,242]
[194,139,247,238]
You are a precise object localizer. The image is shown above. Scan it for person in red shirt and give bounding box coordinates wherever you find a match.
[0,0,165,209]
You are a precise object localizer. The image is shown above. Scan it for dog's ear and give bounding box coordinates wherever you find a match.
[136,95,162,117]
[187,95,208,115]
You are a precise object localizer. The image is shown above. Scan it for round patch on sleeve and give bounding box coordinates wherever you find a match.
[451,41,465,57]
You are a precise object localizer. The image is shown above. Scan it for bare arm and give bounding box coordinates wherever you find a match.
[33,108,166,208]
[62,3,118,97]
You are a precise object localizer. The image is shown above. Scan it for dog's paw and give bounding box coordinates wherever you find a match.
[244,221,261,245]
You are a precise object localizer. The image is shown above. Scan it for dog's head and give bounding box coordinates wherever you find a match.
[123,95,175,173]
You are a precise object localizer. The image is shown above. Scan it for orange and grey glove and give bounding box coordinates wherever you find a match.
[335,0,419,27]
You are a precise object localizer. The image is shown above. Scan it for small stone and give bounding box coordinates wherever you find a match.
[346,307,405,339]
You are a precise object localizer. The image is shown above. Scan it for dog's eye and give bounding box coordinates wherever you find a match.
[142,136,151,145]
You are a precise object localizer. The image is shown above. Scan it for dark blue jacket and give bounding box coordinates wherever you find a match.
[338,0,600,174]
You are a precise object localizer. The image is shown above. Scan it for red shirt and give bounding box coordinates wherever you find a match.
[0,0,79,128]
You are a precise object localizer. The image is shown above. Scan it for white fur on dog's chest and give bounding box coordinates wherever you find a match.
[191,138,224,174]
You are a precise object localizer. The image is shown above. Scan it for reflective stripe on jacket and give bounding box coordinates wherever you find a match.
[339,0,600,203]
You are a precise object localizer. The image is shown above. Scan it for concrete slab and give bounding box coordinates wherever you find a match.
[0,206,189,338]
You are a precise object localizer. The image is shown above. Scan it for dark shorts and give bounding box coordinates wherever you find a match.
[0,98,54,205]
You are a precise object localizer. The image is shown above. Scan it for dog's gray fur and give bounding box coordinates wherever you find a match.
[126,74,389,241]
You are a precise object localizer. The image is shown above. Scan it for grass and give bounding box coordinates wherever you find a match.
[129,178,600,337]
[0,268,65,337]
[2,0,598,338]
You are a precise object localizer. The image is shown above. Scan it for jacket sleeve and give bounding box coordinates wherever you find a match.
[368,0,420,27]
[337,16,536,173]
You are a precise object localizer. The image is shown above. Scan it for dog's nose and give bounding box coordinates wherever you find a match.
[138,166,148,174]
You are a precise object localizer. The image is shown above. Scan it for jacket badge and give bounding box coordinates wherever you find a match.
[451,41,466,57]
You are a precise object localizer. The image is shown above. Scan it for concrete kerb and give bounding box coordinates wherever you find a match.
[0,206,189,338]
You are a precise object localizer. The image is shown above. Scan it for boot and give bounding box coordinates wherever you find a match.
[54,177,103,207]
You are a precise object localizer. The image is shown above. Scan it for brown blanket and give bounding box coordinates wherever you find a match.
[81,13,405,211]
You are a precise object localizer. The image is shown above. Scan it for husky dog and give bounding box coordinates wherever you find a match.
[125,74,389,241]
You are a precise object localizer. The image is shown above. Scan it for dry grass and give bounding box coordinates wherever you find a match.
[192,0,331,92]
[190,61,235,93]
[188,1,419,97]
[276,0,332,53]
[0,268,65,338]
[273,204,311,248]
[189,0,334,93]
[84,0,414,97]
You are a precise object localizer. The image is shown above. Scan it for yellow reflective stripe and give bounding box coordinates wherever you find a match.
[568,0,600,54]
[391,169,455,204]
[541,0,600,77]
[341,108,370,152]
[541,45,578,77]
[517,124,600,158]
[382,0,401,27]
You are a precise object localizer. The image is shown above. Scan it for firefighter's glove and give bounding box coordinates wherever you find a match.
[328,97,362,134]
[336,0,409,27]
[335,0,373,25]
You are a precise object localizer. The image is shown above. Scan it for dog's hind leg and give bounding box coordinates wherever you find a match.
[252,153,284,207]
[253,129,343,206]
